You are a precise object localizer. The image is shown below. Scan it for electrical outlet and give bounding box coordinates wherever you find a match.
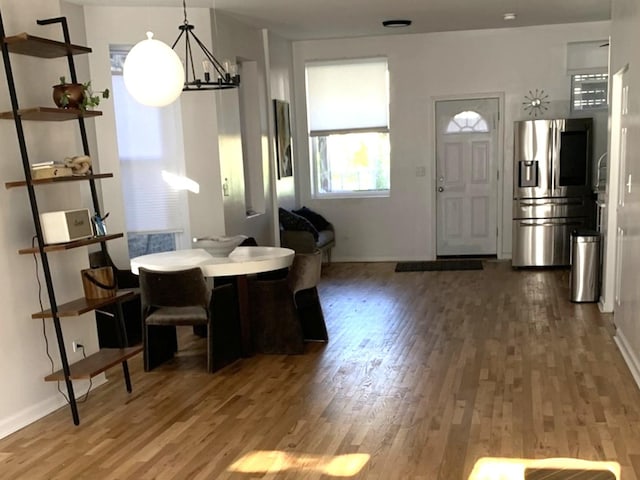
[72,341,82,353]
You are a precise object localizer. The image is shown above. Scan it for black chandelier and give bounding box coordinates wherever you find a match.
[171,0,240,91]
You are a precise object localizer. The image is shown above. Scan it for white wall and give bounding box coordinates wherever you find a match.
[212,12,275,245]
[182,92,225,241]
[609,0,640,386]
[268,31,296,212]
[0,0,105,437]
[292,21,611,262]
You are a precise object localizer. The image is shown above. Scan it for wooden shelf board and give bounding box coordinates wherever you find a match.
[44,345,143,381]
[32,290,139,319]
[5,173,113,189]
[0,107,102,121]
[19,233,124,255]
[4,33,91,58]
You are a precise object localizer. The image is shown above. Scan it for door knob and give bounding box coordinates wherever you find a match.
[438,187,444,192]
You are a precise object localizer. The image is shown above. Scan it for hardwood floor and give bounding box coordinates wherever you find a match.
[1,260,639,479]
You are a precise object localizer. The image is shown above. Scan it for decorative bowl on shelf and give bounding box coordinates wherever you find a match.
[52,81,84,109]
[52,76,110,110]
[192,234,248,257]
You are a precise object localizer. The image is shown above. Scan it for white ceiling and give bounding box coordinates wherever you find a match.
[68,0,611,41]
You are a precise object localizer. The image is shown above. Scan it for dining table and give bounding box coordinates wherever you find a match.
[131,246,295,356]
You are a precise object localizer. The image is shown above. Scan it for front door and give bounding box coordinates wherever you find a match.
[435,98,499,256]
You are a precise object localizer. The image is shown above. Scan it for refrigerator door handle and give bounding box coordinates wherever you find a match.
[519,220,583,227]
[551,120,563,192]
[519,199,583,207]
[547,122,555,191]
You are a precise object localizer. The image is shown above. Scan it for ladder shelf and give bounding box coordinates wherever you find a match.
[0,12,141,426]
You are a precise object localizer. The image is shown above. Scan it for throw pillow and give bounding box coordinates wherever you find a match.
[279,208,319,241]
[292,206,331,231]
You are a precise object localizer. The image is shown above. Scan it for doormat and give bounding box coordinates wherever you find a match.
[395,260,484,272]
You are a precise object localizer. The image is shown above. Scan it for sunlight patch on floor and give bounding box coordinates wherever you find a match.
[468,457,620,479]
[227,450,370,477]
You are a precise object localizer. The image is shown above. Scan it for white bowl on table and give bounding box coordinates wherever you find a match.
[192,234,248,257]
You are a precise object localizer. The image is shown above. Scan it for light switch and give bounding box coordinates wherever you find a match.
[415,166,426,177]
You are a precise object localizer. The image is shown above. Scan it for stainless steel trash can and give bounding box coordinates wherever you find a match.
[570,229,601,303]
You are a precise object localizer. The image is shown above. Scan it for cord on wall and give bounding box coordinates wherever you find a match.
[32,236,93,404]
[78,345,93,403]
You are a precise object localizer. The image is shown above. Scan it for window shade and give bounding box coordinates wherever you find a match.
[112,75,186,234]
[306,58,389,133]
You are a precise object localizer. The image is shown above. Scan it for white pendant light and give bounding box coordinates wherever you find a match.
[123,32,185,107]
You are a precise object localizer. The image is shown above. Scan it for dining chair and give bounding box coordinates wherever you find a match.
[250,249,328,354]
[288,249,329,342]
[139,267,213,372]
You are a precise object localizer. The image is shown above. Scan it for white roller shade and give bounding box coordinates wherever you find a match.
[306,58,389,134]
[112,75,186,234]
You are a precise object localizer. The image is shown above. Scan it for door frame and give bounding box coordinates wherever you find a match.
[430,92,506,259]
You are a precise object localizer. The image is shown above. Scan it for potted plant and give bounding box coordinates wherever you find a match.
[52,76,110,110]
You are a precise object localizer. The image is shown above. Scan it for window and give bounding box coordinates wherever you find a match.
[306,58,390,197]
[566,40,609,112]
[571,72,609,111]
[445,111,489,134]
[110,47,190,258]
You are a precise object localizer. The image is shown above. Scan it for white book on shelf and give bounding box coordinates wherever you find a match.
[31,161,56,168]
[32,163,66,170]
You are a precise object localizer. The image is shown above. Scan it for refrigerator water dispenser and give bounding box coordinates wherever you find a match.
[518,160,539,188]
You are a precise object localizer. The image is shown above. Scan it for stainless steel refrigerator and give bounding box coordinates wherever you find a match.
[512,118,596,267]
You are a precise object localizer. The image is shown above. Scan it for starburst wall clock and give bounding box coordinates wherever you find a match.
[522,89,550,117]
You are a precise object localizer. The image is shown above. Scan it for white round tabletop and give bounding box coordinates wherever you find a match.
[130,246,295,277]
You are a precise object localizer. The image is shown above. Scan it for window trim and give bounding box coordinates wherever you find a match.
[310,126,389,137]
[311,189,390,200]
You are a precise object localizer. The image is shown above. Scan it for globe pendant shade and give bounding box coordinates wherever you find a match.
[123,32,185,107]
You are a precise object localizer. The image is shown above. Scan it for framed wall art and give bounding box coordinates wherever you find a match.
[274,99,293,178]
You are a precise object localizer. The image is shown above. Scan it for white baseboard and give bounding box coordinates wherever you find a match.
[0,374,107,440]
[598,298,614,313]
[331,256,509,263]
[614,329,640,391]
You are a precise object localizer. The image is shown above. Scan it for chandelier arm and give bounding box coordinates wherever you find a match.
[188,30,227,75]
[184,34,197,84]
[183,32,190,82]
[170,28,187,49]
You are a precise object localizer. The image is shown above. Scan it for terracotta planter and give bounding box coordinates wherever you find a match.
[52,82,84,109]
